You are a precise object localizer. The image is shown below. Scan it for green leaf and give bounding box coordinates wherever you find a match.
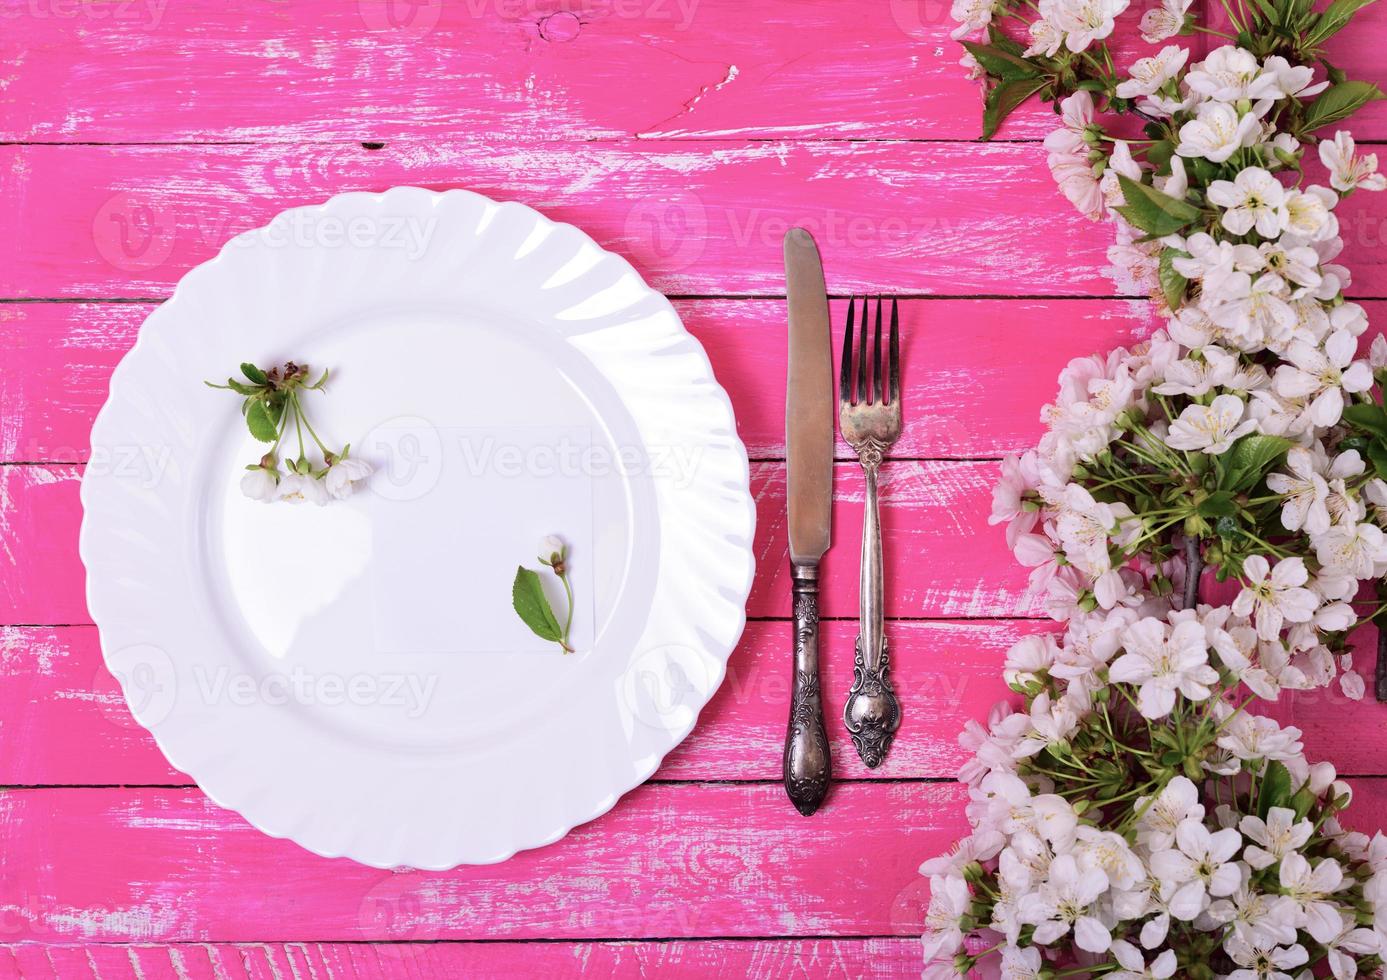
[1306,0,1378,47]
[961,40,1043,82]
[1113,175,1202,236]
[987,23,1026,56]
[1197,490,1239,518]
[982,77,1047,140]
[1258,760,1293,819]
[1158,248,1189,310]
[1218,434,1293,493]
[1369,443,1387,481]
[1214,515,1240,538]
[1146,140,1175,170]
[223,377,259,397]
[240,362,267,385]
[511,566,563,643]
[244,398,280,442]
[1342,403,1387,440]
[1302,80,1387,133]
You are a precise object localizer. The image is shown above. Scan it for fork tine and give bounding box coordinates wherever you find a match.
[889,296,900,405]
[840,294,856,405]
[856,296,868,406]
[872,295,884,405]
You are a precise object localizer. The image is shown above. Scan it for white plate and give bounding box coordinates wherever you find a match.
[80,188,755,869]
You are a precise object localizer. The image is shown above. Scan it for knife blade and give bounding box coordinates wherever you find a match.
[784,228,834,564]
[782,227,833,816]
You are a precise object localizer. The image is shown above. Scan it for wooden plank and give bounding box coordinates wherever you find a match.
[3,780,1386,942]
[0,0,1039,144]
[0,940,924,980]
[0,620,1029,785]
[0,142,1122,300]
[11,142,1387,301]
[0,460,1039,625]
[8,619,1387,788]
[0,298,1163,464]
[3,2,1384,143]
[0,783,956,942]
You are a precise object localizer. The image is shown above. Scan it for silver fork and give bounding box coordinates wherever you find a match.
[839,296,902,768]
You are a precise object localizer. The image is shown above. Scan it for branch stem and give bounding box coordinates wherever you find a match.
[1184,536,1202,610]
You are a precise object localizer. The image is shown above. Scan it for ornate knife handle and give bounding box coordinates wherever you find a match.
[783,562,831,816]
[843,453,901,768]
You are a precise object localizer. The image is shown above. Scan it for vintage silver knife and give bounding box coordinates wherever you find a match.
[782,227,834,817]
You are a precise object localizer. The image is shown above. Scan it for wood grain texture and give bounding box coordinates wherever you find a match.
[0,298,1164,463]
[0,783,958,942]
[6,0,1387,963]
[0,141,1121,299]
[0,940,925,980]
[6,620,1387,789]
[11,142,1387,302]
[0,621,1029,785]
[0,0,1045,144]
[3,780,1387,943]
[1,0,1383,143]
[0,460,1039,624]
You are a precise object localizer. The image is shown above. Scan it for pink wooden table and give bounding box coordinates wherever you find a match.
[5,2,1387,977]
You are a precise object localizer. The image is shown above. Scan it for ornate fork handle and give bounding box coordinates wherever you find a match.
[783,562,831,815]
[843,443,900,768]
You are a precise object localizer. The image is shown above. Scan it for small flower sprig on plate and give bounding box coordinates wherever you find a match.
[206,361,373,505]
[511,536,575,654]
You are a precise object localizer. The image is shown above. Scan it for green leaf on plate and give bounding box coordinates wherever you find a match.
[512,566,563,643]
[245,398,280,442]
[240,362,268,385]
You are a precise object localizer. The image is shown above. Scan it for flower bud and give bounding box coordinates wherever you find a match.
[538,535,566,567]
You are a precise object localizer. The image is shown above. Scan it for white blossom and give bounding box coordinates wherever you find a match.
[1109,618,1218,718]
[276,471,329,506]
[1232,555,1318,640]
[1208,167,1288,238]
[1320,131,1387,193]
[1163,393,1256,453]
[921,874,971,963]
[1138,0,1191,42]
[1116,46,1189,99]
[1176,101,1260,162]
[1018,854,1112,952]
[240,466,279,502]
[1148,818,1242,918]
[1240,806,1313,869]
[323,455,373,500]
